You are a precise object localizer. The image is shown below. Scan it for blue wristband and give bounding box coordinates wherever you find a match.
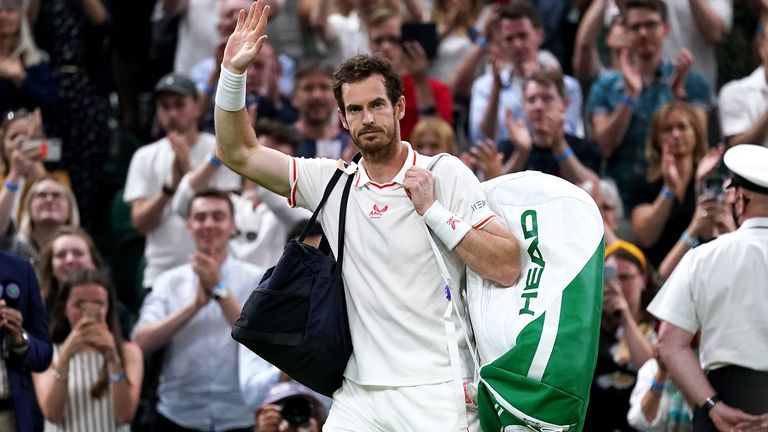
[650,378,666,393]
[660,186,674,200]
[680,231,700,248]
[108,371,126,383]
[468,26,480,40]
[555,146,574,164]
[475,36,488,49]
[208,154,222,167]
[3,180,19,192]
[621,95,638,109]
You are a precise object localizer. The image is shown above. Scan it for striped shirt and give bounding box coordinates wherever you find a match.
[44,347,129,432]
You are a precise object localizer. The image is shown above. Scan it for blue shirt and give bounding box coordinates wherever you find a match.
[133,256,265,431]
[469,67,584,144]
[587,61,711,206]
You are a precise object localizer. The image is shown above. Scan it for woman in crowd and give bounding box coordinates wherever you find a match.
[581,176,624,246]
[11,175,79,262]
[410,116,457,157]
[428,0,483,83]
[0,0,57,123]
[0,109,69,239]
[33,269,143,432]
[628,101,719,267]
[586,240,658,432]
[37,226,103,311]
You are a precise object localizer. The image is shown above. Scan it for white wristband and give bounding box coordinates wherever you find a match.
[215,65,246,112]
[423,201,471,250]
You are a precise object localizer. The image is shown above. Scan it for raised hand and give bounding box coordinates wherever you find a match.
[504,108,532,152]
[695,143,725,184]
[619,48,641,97]
[403,41,430,82]
[661,145,685,200]
[223,1,271,74]
[670,49,694,100]
[470,140,504,180]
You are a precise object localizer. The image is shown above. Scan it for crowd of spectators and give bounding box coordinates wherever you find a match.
[1,0,767,430]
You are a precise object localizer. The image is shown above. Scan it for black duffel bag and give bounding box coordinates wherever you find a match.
[232,155,357,397]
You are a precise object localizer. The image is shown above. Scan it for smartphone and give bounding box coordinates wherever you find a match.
[21,138,63,162]
[401,22,438,61]
[698,174,726,203]
[80,303,100,322]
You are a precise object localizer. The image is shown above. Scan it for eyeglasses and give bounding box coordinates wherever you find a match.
[627,20,662,33]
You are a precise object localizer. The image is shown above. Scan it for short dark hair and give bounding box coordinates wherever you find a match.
[622,0,668,22]
[523,70,567,99]
[333,54,403,115]
[188,189,235,219]
[294,60,335,87]
[487,1,542,40]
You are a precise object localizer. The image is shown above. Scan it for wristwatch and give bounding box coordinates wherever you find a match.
[212,282,230,300]
[11,329,30,354]
[702,394,721,415]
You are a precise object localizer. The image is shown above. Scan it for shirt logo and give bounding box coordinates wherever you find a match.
[369,204,389,218]
[447,216,460,231]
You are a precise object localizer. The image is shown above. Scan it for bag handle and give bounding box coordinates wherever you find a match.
[334,154,360,269]
[297,153,361,243]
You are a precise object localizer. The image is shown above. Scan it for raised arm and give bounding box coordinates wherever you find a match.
[689,0,730,45]
[573,0,608,81]
[215,1,292,197]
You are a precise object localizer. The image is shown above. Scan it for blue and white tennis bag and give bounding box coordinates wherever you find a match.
[468,171,604,432]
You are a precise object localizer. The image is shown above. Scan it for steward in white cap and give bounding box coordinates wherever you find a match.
[648,144,768,432]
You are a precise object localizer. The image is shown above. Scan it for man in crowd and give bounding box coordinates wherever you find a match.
[215,3,519,429]
[133,190,264,431]
[469,2,584,147]
[650,145,768,431]
[587,0,711,208]
[292,60,353,159]
[719,24,768,148]
[366,7,453,141]
[0,251,52,432]
[124,73,241,289]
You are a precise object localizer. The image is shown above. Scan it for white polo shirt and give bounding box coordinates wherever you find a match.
[648,217,768,371]
[719,66,768,147]
[289,143,496,386]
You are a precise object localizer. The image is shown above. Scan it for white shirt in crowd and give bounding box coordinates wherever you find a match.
[173,0,219,74]
[663,0,732,86]
[133,256,265,431]
[718,66,768,148]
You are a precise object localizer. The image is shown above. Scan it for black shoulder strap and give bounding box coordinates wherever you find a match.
[297,154,360,242]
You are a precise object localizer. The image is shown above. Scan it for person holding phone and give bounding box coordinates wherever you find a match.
[628,101,727,268]
[0,250,53,432]
[32,269,143,432]
[0,109,70,256]
[366,7,454,141]
[588,241,658,432]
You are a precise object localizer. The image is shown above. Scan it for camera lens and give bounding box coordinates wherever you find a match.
[279,397,312,427]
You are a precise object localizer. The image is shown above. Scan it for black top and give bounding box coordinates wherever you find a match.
[626,177,696,268]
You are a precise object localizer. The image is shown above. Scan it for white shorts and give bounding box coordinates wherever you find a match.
[323,379,479,432]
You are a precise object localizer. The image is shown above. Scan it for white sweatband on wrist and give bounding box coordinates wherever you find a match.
[423,201,472,250]
[215,65,246,112]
